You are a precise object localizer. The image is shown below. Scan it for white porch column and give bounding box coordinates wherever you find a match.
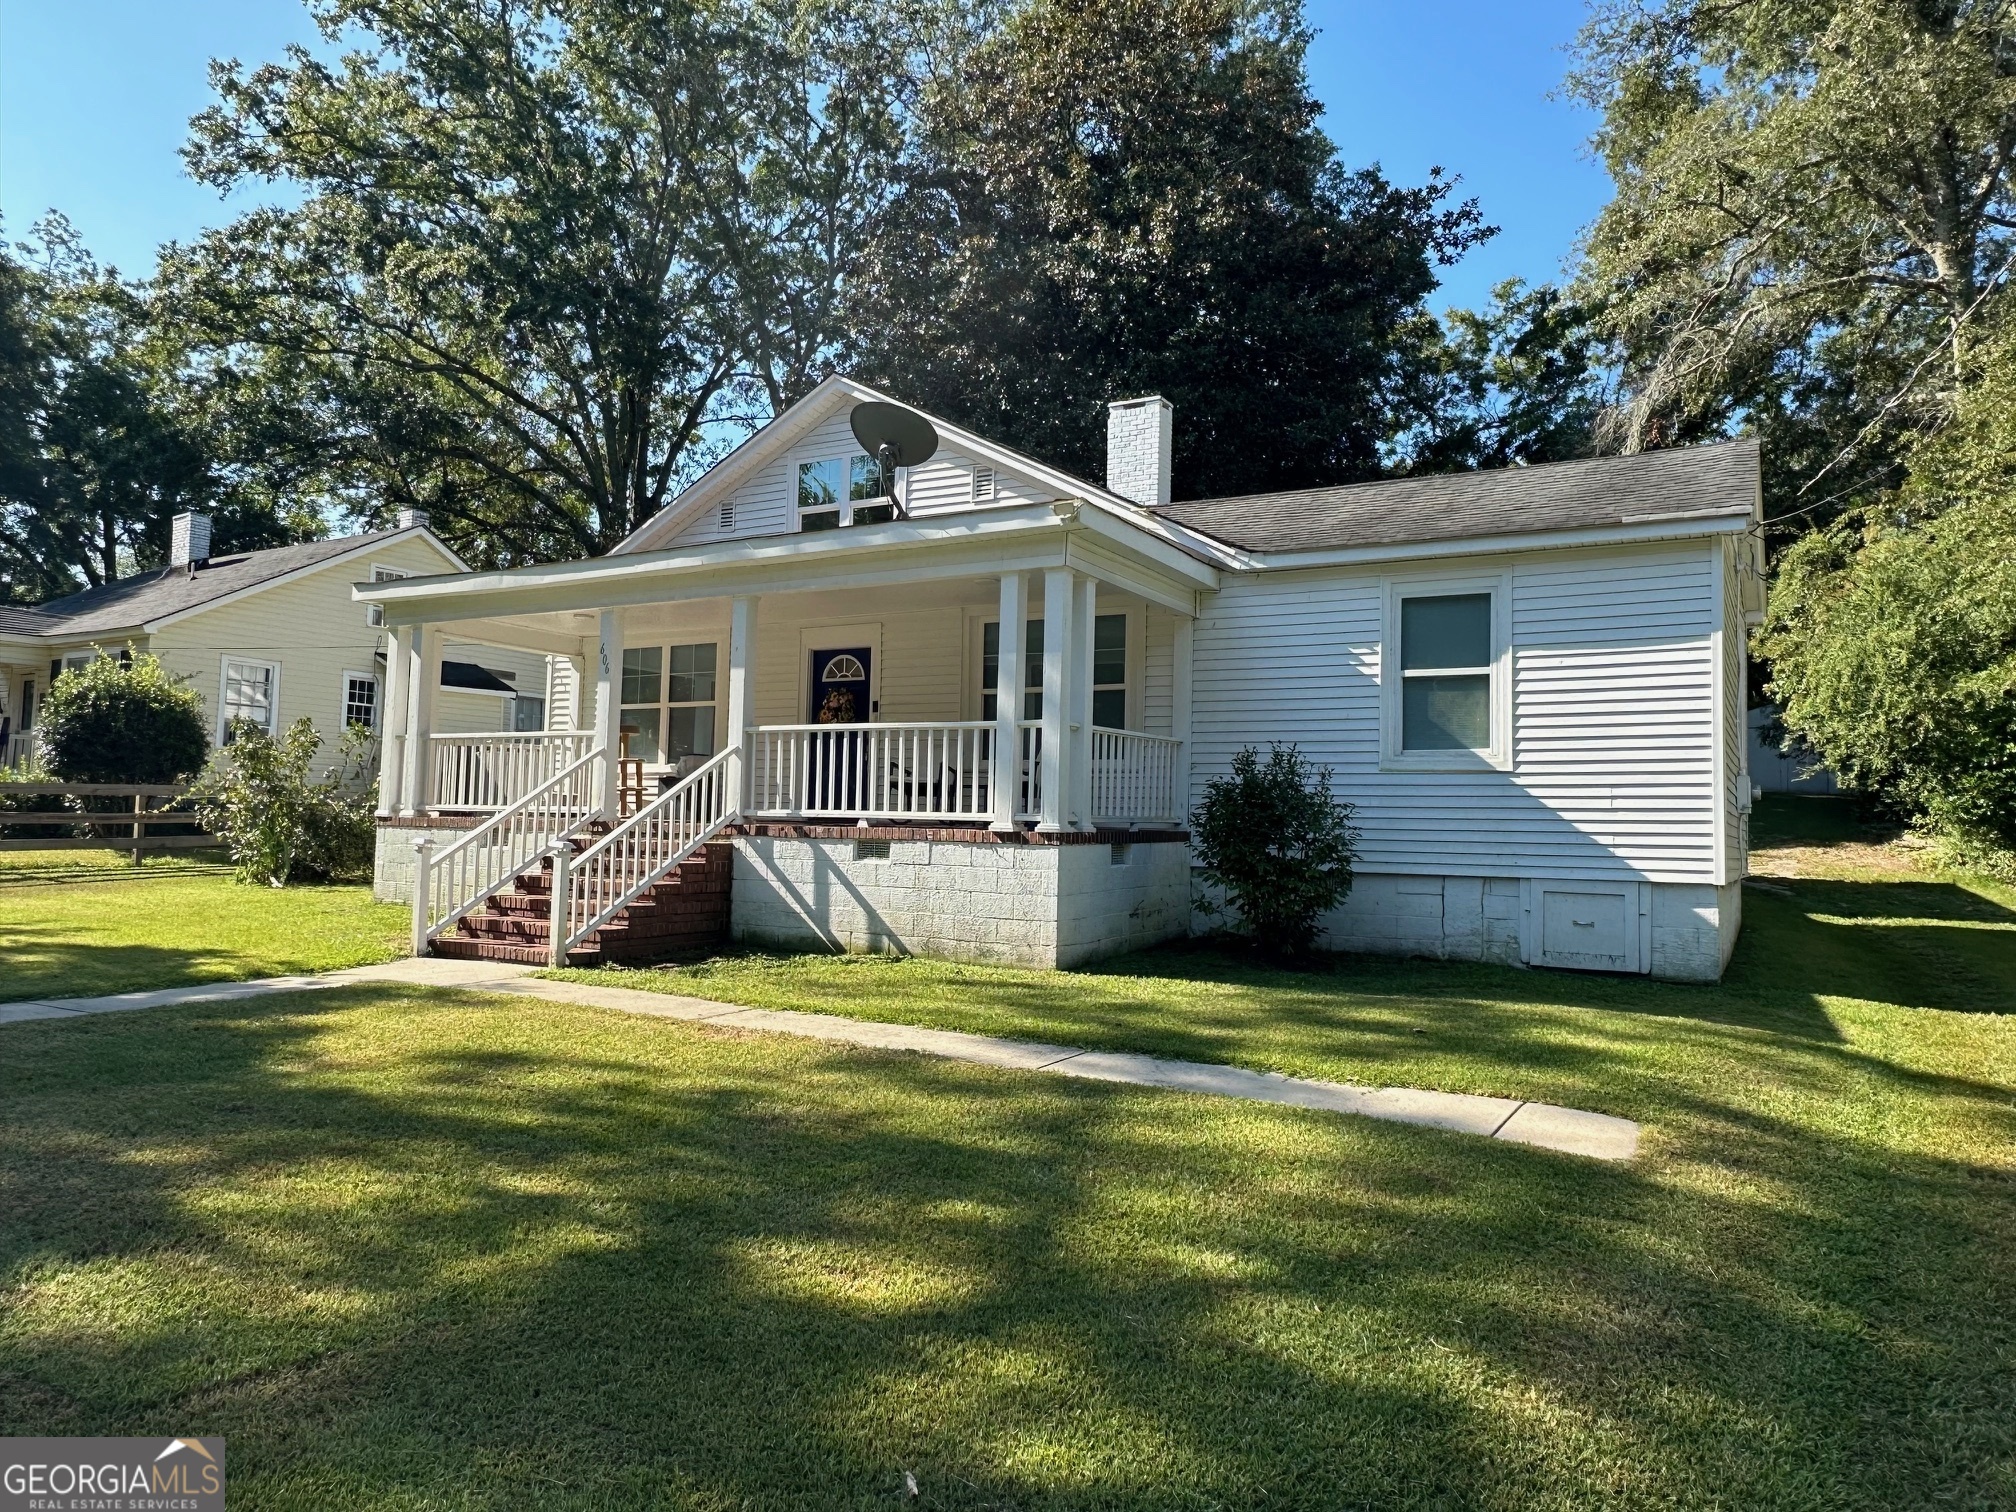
[1037,567,1075,832]
[1071,574,1097,828]
[991,571,1027,831]
[1172,612,1195,826]
[377,626,410,817]
[726,595,755,814]
[592,610,621,817]
[400,625,440,816]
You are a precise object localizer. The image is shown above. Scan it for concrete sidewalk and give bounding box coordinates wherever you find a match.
[2,957,1641,1161]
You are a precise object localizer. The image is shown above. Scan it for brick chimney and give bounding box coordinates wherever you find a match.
[397,508,430,530]
[1105,395,1173,507]
[169,512,212,568]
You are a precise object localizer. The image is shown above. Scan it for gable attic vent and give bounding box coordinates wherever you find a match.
[719,502,736,533]
[971,466,996,503]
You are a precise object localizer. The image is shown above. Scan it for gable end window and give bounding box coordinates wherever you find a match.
[797,452,893,531]
[1381,576,1510,770]
[366,564,411,628]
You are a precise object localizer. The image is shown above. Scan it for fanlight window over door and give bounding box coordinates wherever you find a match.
[820,653,866,682]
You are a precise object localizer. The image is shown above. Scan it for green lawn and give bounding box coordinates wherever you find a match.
[0,869,407,1001]
[0,799,2012,1507]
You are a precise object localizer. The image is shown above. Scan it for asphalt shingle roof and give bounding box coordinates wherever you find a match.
[19,532,409,639]
[1151,439,1760,553]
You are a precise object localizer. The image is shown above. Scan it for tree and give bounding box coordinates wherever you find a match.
[1191,744,1359,957]
[1762,308,2016,864]
[0,218,294,605]
[168,0,907,566]
[1568,0,2016,524]
[34,650,210,784]
[1396,279,1609,474]
[849,0,1489,501]
[191,717,378,886]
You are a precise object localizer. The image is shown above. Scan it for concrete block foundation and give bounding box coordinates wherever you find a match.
[729,825,1191,968]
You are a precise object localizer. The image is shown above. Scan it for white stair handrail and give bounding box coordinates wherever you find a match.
[552,746,737,963]
[413,745,602,953]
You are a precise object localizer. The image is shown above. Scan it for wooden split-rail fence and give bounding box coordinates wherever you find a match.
[0,783,211,856]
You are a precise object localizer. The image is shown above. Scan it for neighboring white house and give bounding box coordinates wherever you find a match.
[0,512,551,778]
[360,378,1766,982]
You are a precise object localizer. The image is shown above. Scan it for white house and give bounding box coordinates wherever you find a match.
[359,378,1765,982]
[0,512,549,777]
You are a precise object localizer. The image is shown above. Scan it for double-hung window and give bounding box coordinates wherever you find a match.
[1383,576,1509,769]
[797,452,893,531]
[342,671,379,730]
[980,614,1129,726]
[619,642,718,763]
[365,565,411,628]
[220,657,280,743]
[981,620,1044,721]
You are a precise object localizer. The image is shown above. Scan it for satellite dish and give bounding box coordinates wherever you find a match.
[851,402,939,469]
[851,403,938,517]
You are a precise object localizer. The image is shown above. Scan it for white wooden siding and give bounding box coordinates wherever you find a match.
[1189,541,1722,884]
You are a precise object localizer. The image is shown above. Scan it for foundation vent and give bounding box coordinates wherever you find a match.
[1109,842,1132,866]
[854,839,892,861]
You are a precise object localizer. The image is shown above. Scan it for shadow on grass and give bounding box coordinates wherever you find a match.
[0,985,2010,1509]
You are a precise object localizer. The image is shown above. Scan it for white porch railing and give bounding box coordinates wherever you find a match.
[746,722,1044,822]
[414,746,600,953]
[551,746,737,962]
[429,731,595,812]
[1090,729,1183,824]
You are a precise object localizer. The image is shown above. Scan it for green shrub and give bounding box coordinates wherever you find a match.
[1190,744,1359,957]
[36,649,210,783]
[190,718,378,886]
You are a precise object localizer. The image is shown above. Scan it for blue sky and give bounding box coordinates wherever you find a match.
[0,0,1609,314]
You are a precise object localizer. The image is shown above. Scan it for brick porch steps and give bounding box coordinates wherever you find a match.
[432,840,733,967]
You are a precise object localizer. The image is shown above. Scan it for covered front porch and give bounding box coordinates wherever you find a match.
[361,499,1215,967]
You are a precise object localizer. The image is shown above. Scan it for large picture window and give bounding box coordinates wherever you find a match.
[1382,576,1509,769]
[619,642,717,764]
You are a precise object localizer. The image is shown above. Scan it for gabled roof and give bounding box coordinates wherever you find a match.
[1151,440,1761,554]
[14,528,461,639]
[0,605,64,636]
[615,374,1228,564]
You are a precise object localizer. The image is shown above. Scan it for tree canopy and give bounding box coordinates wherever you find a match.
[848,0,1490,501]
[1569,0,2016,526]
[168,0,909,565]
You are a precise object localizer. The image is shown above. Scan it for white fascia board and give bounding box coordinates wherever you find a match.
[611,374,1233,566]
[140,527,464,635]
[1242,509,1756,573]
[368,501,1217,626]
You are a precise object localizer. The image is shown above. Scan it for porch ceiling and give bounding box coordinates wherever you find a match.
[361,501,1218,629]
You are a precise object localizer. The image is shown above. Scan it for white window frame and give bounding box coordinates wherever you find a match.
[790,448,896,532]
[341,669,380,731]
[365,564,412,628]
[218,655,282,743]
[619,640,722,765]
[1379,569,1513,772]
